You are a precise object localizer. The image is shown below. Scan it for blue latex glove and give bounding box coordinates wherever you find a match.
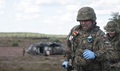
[83,49,95,60]
[62,61,69,69]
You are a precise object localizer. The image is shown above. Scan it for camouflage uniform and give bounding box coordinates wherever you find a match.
[64,7,110,71]
[103,21,120,71]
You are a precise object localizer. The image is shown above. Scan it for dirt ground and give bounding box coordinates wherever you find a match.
[0,47,23,56]
[0,47,66,71]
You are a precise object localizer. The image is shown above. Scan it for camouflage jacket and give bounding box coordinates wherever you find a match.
[102,33,120,69]
[65,25,110,71]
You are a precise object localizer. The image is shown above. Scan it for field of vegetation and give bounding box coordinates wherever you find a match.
[0,32,66,38]
[0,32,67,71]
[0,32,67,47]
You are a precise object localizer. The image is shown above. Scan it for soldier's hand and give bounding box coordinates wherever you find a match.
[83,49,95,60]
[62,61,69,69]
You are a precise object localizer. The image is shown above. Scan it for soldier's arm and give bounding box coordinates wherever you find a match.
[64,29,73,61]
[107,37,120,62]
[93,38,107,61]
[64,25,80,61]
[93,30,108,61]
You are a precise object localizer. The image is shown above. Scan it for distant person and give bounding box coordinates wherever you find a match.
[22,47,25,56]
[103,21,120,71]
[62,7,110,71]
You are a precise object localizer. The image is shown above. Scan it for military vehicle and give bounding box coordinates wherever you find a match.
[26,42,65,56]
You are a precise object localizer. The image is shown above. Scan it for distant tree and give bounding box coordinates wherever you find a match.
[109,12,120,29]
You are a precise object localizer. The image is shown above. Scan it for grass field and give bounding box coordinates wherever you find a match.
[0,48,65,71]
[0,32,67,71]
[0,32,66,38]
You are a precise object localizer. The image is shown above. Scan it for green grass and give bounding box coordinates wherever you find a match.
[0,32,66,38]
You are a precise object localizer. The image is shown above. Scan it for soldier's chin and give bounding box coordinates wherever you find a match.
[108,33,115,37]
[109,34,115,37]
[82,27,89,31]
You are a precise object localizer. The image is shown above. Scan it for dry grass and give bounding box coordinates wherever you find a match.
[0,35,67,71]
[0,47,66,71]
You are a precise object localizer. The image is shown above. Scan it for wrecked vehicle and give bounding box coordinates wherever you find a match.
[26,42,65,56]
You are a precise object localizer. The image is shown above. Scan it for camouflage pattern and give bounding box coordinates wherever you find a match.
[104,21,119,32]
[101,33,120,71]
[65,25,110,71]
[77,7,96,21]
[102,21,120,71]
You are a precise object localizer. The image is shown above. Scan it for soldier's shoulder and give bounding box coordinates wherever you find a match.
[67,25,80,40]
[95,26,105,37]
[98,29,105,35]
[71,25,80,31]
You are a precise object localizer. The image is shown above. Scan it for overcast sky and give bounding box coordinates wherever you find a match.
[0,0,120,35]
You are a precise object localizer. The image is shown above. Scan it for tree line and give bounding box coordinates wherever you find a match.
[110,12,120,29]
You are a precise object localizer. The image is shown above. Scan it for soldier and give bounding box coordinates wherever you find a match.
[62,7,110,71]
[103,21,120,71]
[22,47,25,56]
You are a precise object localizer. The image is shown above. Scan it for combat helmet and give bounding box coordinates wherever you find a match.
[77,7,96,21]
[104,21,119,32]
